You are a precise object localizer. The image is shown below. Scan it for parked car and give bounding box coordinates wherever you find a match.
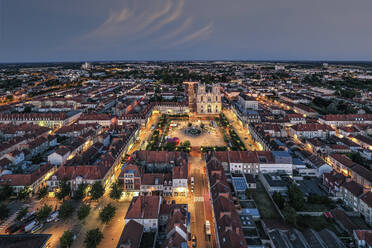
[192,235,197,247]
[22,211,36,223]
[47,211,59,223]
[24,220,38,233]
[31,224,43,233]
[5,222,22,234]
[205,220,211,236]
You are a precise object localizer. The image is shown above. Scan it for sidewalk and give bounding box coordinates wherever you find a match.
[223,109,259,151]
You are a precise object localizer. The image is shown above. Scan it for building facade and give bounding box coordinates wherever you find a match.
[196,84,222,114]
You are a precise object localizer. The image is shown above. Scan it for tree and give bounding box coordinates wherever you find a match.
[347,152,367,167]
[78,204,91,220]
[56,179,71,200]
[60,230,74,248]
[0,204,9,220]
[85,228,103,248]
[109,181,123,200]
[0,185,13,201]
[90,182,104,200]
[24,106,32,113]
[99,203,116,223]
[183,140,191,147]
[282,206,297,226]
[37,186,48,200]
[59,201,74,219]
[17,187,31,200]
[75,183,88,200]
[165,141,177,151]
[272,192,285,209]
[36,204,52,222]
[288,183,305,211]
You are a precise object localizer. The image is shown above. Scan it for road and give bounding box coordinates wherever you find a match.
[188,149,217,248]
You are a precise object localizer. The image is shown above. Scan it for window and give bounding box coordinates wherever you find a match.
[207,105,212,113]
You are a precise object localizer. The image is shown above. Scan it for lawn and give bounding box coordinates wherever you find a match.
[297,215,341,235]
[252,181,281,220]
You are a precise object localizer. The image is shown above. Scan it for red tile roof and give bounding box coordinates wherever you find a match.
[172,164,188,179]
[329,154,356,168]
[354,230,372,246]
[291,123,334,132]
[360,191,372,208]
[54,164,110,180]
[322,114,372,122]
[125,196,160,220]
[342,181,364,197]
[0,163,53,187]
[116,220,143,248]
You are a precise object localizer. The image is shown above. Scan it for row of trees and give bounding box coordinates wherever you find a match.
[55,180,105,201]
[57,180,122,248]
[273,183,335,227]
[61,228,103,248]
[59,202,115,248]
[311,97,356,115]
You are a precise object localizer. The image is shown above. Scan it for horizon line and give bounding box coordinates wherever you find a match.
[1,59,372,65]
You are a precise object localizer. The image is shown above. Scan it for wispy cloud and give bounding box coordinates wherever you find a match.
[144,0,185,35]
[169,22,214,47]
[79,7,132,40]
[75,0,212,49]
[136,0,173,32]
[158,17,193,41]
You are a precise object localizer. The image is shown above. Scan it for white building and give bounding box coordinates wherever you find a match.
[48,147,70,166]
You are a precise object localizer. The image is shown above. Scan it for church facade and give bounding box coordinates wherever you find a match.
[196,83,222,114]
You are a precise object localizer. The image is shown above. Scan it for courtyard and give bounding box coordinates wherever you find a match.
[167,119,226,147]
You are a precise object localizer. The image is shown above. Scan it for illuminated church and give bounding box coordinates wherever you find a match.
[196,83,222,114]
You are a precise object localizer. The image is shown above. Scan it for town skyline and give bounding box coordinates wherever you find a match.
[0,61,371,248]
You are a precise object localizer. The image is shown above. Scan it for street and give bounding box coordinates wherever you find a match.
[188,149,217,248]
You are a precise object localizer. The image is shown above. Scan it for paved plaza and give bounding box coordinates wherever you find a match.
[167,119,227,147]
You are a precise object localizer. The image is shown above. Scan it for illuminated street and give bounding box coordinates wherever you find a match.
[223,109,260,151]
[188,150,217,248]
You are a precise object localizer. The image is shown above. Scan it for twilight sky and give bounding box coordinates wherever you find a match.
[1,0,372,62]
